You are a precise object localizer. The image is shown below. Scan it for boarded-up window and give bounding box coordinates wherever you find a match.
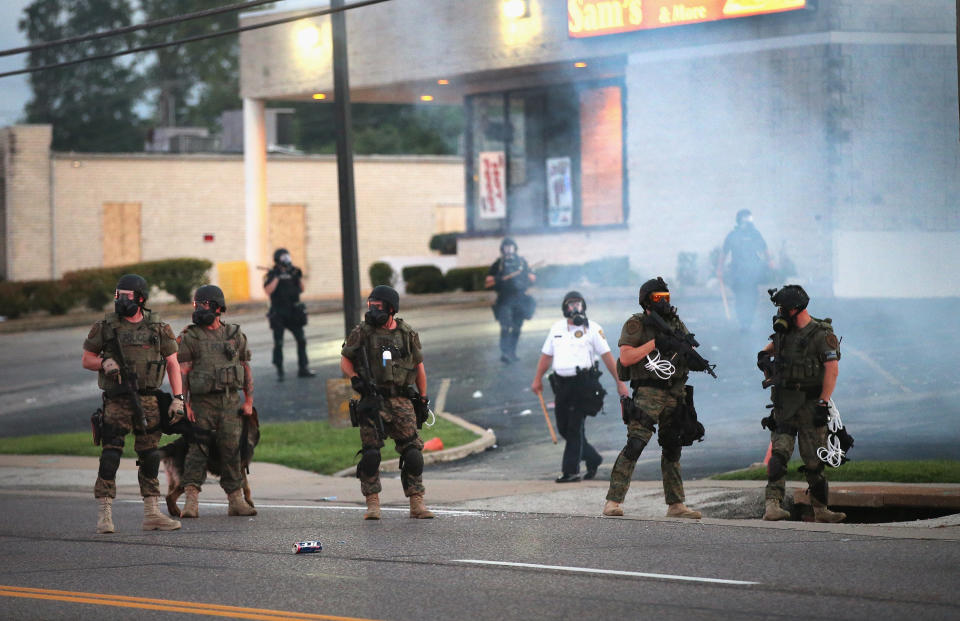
[579,86,623,226]
[434,203,465,234]
[102,202,141,266]
[269,203,307,268]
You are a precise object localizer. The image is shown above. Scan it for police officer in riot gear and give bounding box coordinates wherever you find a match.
[81,274,184,533]
[264,248,314,380]
[759,285,846,522]
[532,291,629,482]
[176,285,257,518]
[602,278,703,519]
[340,285,434,520]
[717,209,774,332]
[485,238,536,363]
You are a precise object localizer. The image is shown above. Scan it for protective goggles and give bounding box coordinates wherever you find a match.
[192,300,215,308]
[650,292,670,303]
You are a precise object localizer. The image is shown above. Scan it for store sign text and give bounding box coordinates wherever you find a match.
[568,0,808,38]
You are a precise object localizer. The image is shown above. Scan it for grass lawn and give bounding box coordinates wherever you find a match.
[0,416,480,475]
[711,459,960,483]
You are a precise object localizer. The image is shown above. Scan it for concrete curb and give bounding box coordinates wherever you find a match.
[330,410,496,477]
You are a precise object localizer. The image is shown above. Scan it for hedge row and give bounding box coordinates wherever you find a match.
[0,258,212,319]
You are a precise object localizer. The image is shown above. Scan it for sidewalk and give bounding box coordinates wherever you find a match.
[1,454,957,540]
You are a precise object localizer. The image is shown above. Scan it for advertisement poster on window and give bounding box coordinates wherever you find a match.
[546,157,573,227]
[478,151,506,219]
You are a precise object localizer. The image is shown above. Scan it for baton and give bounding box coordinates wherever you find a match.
[536,391,558,445]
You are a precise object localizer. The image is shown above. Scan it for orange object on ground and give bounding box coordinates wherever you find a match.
[763,442,772,465]
[423,437,444,452]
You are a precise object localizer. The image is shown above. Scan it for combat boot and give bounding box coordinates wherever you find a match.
[96,497,115,534]
[227,489,257,516]
[813,505,846,523]
[142,497,181,531]
[666,503,702,519]
[602,500,624,517]
[181,485,199,518]
[409,494,435,519]
[763,499,790,521]
[363,493,381,520]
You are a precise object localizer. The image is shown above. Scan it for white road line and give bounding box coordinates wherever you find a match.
[434,377,452,414]
[452,560,759,586]
[119,500,481,516]
[845,345,913,393]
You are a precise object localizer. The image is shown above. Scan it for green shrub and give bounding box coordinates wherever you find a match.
[443,266,488,292]
[0,281,29,318]
[23,280,82,315]
[368,261,396,287]
[583,256,631,286]
[534,263,582,288]
[429,233,458,255]
[141,258,212,303]
[402,265,446,294]
[62,267,125,310]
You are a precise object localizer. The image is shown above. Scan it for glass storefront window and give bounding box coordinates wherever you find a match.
[466,80,625,235]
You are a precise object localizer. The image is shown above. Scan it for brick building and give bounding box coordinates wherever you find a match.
[239,0,959,297]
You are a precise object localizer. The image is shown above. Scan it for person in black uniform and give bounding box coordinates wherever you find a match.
[717,209,773,332]
[264,248,314,380]
[485,238,536,364]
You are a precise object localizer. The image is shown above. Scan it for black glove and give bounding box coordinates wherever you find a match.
[291,267,303,279]
[654,334,676,353]
[350,375,369,394]
[813,399,830,427]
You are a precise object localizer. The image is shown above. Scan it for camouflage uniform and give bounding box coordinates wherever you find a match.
[83,312,178,499]
[177,323,251,495]
[341,319,425,498]
[766,318,841,504]
[606,312,691,506]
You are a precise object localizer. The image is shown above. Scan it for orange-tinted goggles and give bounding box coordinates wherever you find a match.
[650,292,670,303]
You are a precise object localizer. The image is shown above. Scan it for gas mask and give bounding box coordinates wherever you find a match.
[646,292,675,317]
[772,308,792,333]
[279,253,292,267]
[114,295,140,318]
[192,307,218,327]
[563,300,587,326]
[364,308,390,327]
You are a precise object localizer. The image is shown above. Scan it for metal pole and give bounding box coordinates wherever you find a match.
[332,0,362,337]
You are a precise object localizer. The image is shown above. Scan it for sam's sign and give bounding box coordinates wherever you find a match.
[568,0,808,38]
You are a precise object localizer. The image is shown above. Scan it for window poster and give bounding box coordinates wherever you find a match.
[478,151,507,219]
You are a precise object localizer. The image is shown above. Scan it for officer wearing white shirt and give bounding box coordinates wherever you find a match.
[532,292,630,482]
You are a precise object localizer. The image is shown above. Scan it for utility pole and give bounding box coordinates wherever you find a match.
[332,0,362,337]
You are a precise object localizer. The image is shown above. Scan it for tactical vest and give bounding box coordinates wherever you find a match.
[616,312,690,385]
[99,312,167,392]
[356,320,419,387]
[182,324,245,395]
[779,317,837,390]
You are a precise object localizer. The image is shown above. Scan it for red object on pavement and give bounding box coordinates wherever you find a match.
[423,437,444,452]
[763,442,772,465]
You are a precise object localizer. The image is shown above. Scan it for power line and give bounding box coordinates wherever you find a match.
[0,0,392,79]
[0,0,280,58]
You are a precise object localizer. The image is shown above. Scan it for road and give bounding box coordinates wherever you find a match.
[0,493,958,621]
[1,295,958,481]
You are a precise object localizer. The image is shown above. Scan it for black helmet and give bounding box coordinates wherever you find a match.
[500,237,517,253]
[194,284,226,311]
[368,285,399,314]
[770,285,809,311]
[561,290,586,316]
[116,274,149,302]
[273,247,290,264]
[638,277,669,306]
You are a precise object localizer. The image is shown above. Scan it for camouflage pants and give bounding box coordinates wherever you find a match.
[182,391,244,494]
[606,386,686,506]
[358,396,425,498]
[94,395,162,499]
[766,390,828,503]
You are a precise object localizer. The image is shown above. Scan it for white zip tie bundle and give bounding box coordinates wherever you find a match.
[424,408,436,428]
[644,351,676,380]
[817,399,846,467]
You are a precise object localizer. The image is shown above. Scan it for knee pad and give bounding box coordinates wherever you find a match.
[356,447,381,478]
[101,425,125,450]
[98,448,123,481]
[767,451,789,482]
[809,478,829,505]
[662,443,682,463]
[400,447,424,478]
[623,436,647,461]
[136,448,161,479]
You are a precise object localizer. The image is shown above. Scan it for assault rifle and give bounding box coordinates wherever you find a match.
[354,345,386,439]
[757,331,785,431]
[644,309,718,378]
[105,332,149,433]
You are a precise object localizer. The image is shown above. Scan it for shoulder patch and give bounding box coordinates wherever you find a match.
[598,329,605,339]
[625,319,641,335]
[825,333,839,349]
[346,327,363,347]
[87,322,102,340]
[162,324,175,338]
[411,331,422,350]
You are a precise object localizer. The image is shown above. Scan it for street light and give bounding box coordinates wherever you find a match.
[502,0,529,20]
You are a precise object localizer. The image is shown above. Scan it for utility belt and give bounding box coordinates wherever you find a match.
[103,387,159,399]
[375,384,407,398]
[630,378,674,390]
[778,384,821,399]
